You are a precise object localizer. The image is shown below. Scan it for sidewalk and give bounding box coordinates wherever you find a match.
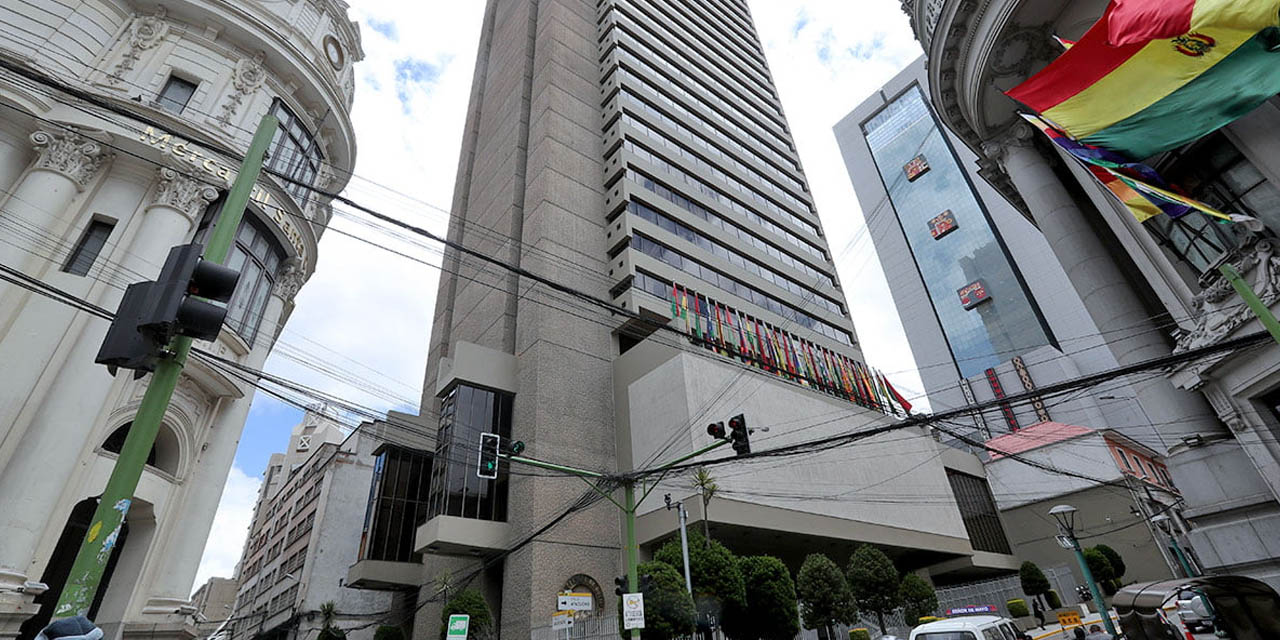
[1029,611,1120,640]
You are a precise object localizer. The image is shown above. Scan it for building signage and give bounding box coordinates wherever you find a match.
[928,209,958,239]
[1011,355,1051,423]
[985,367,1020,432]
[622,593,645,630]
[551,611,574,631]
[957,280,992,309]
[903,154,930,181]
[446,615,469,640]
[958,377,991,440]
[558,593,593,611]
[138,127,309,265]
[947,605,997,615]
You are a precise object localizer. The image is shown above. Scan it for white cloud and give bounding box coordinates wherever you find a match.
[193,466,261,592]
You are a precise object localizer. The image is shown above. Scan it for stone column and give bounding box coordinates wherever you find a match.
[0,129,110,638]
[122,167,219,279]
[981,124,1227,452]
[0,165,213,614]
[132,274,298,628]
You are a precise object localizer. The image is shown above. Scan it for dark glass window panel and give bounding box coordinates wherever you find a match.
[158,76,197,114]
[946,470,1012,554]
[63,220,114,276]
[425,384,513,523]
[266,101,324,209]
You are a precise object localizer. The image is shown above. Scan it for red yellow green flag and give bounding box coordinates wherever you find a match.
[1007,0,1280,159]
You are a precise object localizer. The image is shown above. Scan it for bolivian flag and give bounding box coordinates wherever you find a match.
[1007,0,1280,160]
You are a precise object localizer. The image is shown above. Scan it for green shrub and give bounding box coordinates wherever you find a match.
[374,627,403,640]
[1007,598,1030,618]
[1046,590,1062,609]
[849,629,872,640]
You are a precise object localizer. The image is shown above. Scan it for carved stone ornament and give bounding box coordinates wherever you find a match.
[219,51,267,125]
[989,23,1058,79]
[29,128,110,190]
[110,9,169,85]
[150,167,219,222]
[1175,238,1280,353]
[979,120,1036,168]
[272,257,306,301]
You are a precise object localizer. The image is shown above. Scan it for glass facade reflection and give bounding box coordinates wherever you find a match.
[359,444,433,563]
[425,385,512,522]
[863,86,1054,377]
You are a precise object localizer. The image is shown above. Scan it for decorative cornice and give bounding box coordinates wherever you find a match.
[219,52,267,126]
[110,8,169,85]
[29,128,111,190]
[149,167,219,222]
[272,257,306,302]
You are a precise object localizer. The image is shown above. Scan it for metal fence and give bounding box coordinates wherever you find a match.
[936,564,1081,618]
[531,614,621,640]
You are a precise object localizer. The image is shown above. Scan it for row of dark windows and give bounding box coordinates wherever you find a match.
[630,233,853,344]
[946,470,1012,555]
[359,445,433,563]
[635,0,773,91]
[664,0,764,58]
[627,199,842,311]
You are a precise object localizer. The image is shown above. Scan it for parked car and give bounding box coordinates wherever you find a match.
[1114,575,1280,640]
[909,615,1031,640]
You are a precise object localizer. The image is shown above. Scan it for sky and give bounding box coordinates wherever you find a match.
[194,0,926,590]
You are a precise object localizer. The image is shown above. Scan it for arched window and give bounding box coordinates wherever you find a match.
[102,422,180,476]
[194,202,286,347]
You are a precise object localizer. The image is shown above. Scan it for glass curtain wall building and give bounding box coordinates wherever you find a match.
[859,85,1054,378]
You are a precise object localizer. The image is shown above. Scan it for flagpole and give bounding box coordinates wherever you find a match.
[1218,263,1280,346]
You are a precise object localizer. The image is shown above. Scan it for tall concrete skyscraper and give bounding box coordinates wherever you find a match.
[351,3,1022,637]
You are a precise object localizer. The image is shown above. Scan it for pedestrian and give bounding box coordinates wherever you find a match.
[1032,598,1046,629]
[36,616,103,640]
[1071,626,1086,640]
[1083,624,1112,640]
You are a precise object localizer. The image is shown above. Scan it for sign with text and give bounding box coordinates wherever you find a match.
[552,611,574,631]
[947,605,997,616]
[928,209,958,239]
[957,279,992,309]
[903,155,931,181]
[446,615,469,640]
[558,593,593,611]
[1057,611,1082,627]
[622,593,645,630]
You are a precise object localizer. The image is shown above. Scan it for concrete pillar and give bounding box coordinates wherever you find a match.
[137,291,288,611]
[981,124,1227,452]
[0,166,214,603]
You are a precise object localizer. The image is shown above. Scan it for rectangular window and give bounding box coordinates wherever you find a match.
[1116,449,1133,471]
[158,76,198,114]
[267,100,324,207]
[946,470,1013,554]
[63,220,114,276]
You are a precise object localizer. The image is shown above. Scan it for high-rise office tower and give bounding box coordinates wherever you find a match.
[351,4,1021,637]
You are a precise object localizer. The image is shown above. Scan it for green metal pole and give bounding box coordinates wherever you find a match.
[1071,537,1118,638]
[1219,263,1280,346]
[1169,536,1197,578]
[54,114,279,618]
[624,481,641,640]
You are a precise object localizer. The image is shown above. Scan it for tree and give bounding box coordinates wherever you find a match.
[654,532,745,639]
[733,556,801,640]
[1083,548,1117,596]
[847,545,900,635]
[318,602,346,640]
[374,627,404,640]
[616,561,695,640]
[1019,561,1052,606]
[440,589,493,640]
[692,468,718,545]
[796,553,854,640]
[898,574,938,626]
[1093,545,1126,581]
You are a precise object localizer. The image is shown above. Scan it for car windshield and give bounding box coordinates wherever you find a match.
[917,634,978,640]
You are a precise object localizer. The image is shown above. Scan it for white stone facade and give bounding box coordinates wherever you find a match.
[0,1,360,639]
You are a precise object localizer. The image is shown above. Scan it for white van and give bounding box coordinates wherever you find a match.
[908,615,1032,640]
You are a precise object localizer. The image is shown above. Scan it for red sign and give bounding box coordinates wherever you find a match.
[958,280,991,309]
[985,368,1021,432]
[929,210,958,239]
[903,155,930,181]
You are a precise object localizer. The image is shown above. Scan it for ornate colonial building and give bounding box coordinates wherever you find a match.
[901,0,1280,588]
[0,1,361,638]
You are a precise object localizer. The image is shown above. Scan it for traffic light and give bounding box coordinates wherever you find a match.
[507,440,526,456]
[639,573,653,592]
[728,414,750,455]
[707,422,726,439]
[614,575,628,596]
[140,243,240,342]
[95,281,163,375]
[1076,585,1092,602]
[477,432,500,480]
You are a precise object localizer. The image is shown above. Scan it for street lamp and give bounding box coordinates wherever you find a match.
[1049,504,1118,638]
[1152,514,1198,578]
